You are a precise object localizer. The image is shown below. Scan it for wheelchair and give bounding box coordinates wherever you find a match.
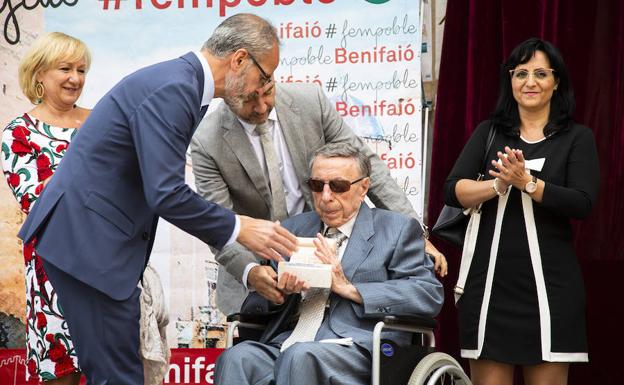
[226,312,472,385]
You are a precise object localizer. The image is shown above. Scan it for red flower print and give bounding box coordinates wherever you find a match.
[36,312,47,329]
[8,172,20,187]
[11,126,32,156]
[45,333,55,343]
[30,141,41,153]
[36,154,53,181]
[12,125,30,143]
[34,254,48,285]
[54,355,76,377]
[27,358,38,378]
[20,193,31,213]
[48,337,68,362]
[12,125,30,139]
[56,143,68,153]
[23,241,35,264]
[35,183,44,195]
[11,139,32,156]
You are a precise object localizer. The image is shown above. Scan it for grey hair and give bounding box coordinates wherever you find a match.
[309,143,371,178]
[202,13,279,57]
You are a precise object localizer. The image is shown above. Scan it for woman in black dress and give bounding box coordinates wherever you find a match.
[444,38,599,385]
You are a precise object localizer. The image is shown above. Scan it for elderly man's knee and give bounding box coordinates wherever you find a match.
[217,342,256,366]
[278,343,322,367]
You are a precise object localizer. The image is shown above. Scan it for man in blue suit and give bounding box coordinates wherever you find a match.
[17,14,297,385]
[214,143,444,385]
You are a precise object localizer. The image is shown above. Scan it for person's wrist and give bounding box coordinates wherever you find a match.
[492,178,509,196]
[522,173,538,194]
[247,265,261,285]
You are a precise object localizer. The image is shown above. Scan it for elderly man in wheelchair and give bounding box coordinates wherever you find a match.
[215,143,468,385]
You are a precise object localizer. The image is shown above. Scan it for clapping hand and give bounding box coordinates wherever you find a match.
[489,146,529,190]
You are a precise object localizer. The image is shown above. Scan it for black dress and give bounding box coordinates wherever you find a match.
[444,120,599,365]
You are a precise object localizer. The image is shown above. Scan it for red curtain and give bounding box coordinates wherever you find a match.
[428,1,624,383]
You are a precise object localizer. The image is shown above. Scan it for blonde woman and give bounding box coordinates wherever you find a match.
[1,32,91,385]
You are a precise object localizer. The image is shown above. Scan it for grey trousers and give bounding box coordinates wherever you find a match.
[215,340,371,385]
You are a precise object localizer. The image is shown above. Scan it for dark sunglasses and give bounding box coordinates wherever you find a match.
[306,177,366,193]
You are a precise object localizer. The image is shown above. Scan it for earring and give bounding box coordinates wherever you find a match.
[553,85,558,91]
[35,82,45,103]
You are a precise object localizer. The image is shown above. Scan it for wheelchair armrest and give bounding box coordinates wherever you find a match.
[364,312,437,329]
[226,313,271,348]
[226,312,273,325]
[381,314,437,330]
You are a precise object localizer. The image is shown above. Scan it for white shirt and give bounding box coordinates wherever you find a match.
[237,110,305,216]
[240,110,306,287]
[193,51,239,246]
[192,51,215,107]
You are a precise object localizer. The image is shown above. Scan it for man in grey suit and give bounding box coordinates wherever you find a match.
[214,143,444,385]
[191,82,447,315]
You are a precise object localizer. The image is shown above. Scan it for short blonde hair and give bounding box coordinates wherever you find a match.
[18,32,92,104]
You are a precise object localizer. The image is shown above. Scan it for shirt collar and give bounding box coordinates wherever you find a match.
[238,109,278,136]
[193,51,214,107]
[323,208,359,239]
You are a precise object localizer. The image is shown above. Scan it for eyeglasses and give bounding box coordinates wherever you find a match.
[306,177,367,193]
[509,68,555,82]
[248,52,273,88]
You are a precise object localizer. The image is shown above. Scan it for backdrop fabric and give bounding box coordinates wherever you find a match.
[428,1,624,384]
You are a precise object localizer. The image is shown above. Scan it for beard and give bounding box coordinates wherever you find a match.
[223,68,248,112]
[222,67,272,125]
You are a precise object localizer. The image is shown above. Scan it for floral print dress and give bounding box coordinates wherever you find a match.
[1,113,80,381]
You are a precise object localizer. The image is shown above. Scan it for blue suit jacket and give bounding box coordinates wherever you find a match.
[18,52,236,300]
[242,204,444,353]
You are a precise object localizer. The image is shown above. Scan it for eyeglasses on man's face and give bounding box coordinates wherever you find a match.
[306,177,367,193]
[248,52,273,88]
[509,68,555,82]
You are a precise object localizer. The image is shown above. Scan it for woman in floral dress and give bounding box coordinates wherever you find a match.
[1,32,91,385]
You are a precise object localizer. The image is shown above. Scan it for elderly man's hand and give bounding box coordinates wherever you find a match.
[276,272,309,295]
[313,234,363,304]
[425,239,448,277]
[247,265,284,304]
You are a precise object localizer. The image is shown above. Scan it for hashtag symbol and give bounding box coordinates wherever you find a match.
[325,24,337,38]
[326,77,337,93]
[101,0,121,10]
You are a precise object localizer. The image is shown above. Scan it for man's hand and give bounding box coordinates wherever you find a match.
[276,272,309,295]
[313,234,362,304]
[237,216,297,261]
[247,265,284,304]
[425,239,448,277]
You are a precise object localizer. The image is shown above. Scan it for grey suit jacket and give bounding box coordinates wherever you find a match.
[190,83,419,314]
[243,204,444,353]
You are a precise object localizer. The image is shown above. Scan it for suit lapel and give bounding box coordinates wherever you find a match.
[341,204,374,281]
[275,88,314,208]
[221,109,272,207]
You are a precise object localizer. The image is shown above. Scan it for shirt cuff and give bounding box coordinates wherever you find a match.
[242,262,261,290]
[224,215,241,247]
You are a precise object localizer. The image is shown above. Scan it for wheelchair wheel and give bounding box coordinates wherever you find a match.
[407,352,471,385]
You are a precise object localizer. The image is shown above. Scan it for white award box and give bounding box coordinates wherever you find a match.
[277,237,335,288]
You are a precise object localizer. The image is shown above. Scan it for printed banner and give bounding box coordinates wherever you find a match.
[1,0,423,361]
[0,348,223,385]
